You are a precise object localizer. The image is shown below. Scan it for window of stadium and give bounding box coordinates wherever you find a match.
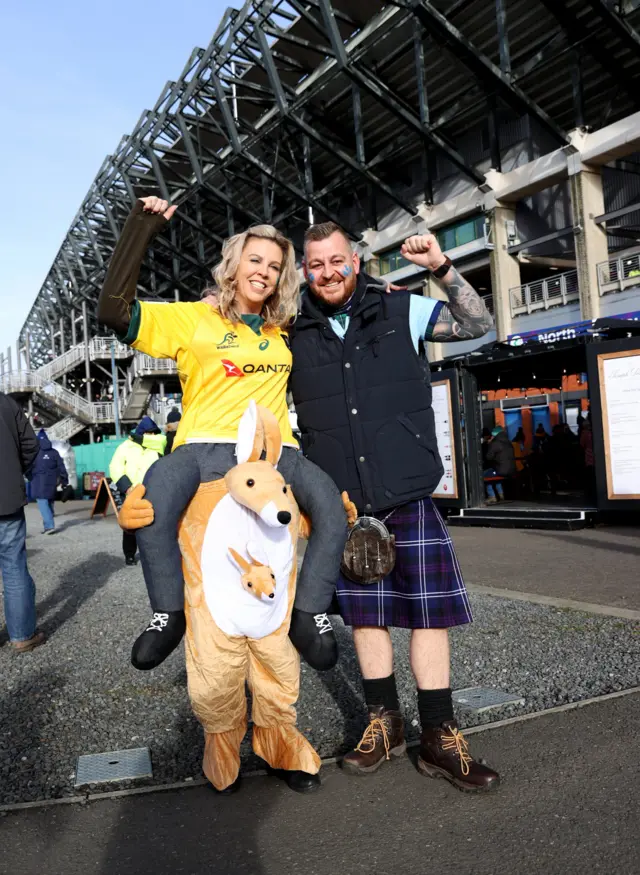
[378,215,486,275]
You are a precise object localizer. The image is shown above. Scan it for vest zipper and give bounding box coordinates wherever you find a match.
[362,329,396,357]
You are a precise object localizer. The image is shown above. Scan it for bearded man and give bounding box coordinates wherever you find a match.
[287,223,499,793]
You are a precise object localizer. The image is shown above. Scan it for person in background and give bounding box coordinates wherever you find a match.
[164,407,182,454]
[0,393,44,652]
[511,426,527,475]
[484,426,516,503]
[28,429,69,535]
[109,416,166,566]
[533,423,549,451]
[481,427,492,468]
[580,413,596,501]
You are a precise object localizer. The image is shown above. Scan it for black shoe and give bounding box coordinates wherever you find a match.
[267,767,321,794]
[131,610,186,670]
[125,556,136,566]
[289,609,338,671]
[210,775,242,795]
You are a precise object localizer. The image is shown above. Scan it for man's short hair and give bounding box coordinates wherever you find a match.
[304,222,352,253]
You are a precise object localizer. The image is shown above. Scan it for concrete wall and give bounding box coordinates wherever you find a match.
[506,303,582,334]
[599,287,640,316]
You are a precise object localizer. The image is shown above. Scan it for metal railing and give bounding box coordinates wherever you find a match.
[0,371,40,393]
[131,353,177,377]
[38,337,133,383]
[89,337,132,359]
[92,401,116,422]
[38,345,86,383]
[481,294,494,316]
[47,416,86,441]
[510,269,579,317]
[597,252,640,296]
[0,369,115,424]
[39,380,93,421]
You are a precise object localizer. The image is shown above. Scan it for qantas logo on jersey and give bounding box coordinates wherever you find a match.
[221,359,291,377]
[221,359,244,377]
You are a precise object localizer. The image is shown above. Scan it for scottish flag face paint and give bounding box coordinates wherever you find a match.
[308,272,316,284]
[341,265,352,277]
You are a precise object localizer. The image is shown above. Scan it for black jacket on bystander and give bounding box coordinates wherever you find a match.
[0,393,39,516]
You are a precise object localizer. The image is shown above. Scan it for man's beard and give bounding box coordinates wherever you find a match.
[311,271,357,309]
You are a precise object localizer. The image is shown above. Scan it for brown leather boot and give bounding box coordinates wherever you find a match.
[342,707,406,775]
[11,631,46,653]
[418,720,500,792]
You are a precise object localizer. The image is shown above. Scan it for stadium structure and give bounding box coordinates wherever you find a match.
[2,0,640,442]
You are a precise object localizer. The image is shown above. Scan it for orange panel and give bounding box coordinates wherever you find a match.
[495,408,505,428]
[549,401,560,427]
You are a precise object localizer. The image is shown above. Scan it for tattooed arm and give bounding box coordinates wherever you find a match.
[400,234,493,342]
[430,264,493,341]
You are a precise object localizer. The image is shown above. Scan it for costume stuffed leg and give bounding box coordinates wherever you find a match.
[174,402,321,791]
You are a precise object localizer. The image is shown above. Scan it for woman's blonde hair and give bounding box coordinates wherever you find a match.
[209,225,299,328]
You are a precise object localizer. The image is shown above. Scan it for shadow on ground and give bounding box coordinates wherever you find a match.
[36,552,121,639]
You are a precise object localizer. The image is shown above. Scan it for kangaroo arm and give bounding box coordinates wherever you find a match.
[298,512,312,540]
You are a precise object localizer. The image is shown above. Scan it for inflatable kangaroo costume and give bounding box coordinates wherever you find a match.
[125,401,321,792]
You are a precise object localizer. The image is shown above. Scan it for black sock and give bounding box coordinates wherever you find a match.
[363,674,400,713]
[418,687,454,729]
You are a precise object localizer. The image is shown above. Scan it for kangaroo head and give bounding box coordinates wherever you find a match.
[225,400,294,528]
[229,546,276,601]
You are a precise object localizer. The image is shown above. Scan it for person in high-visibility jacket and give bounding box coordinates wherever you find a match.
[109,416,166,566]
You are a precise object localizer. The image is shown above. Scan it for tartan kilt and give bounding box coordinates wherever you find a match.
[335,498,472,629]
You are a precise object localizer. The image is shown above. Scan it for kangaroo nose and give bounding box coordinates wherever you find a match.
[277,511,292,525]
[269,593,275,599]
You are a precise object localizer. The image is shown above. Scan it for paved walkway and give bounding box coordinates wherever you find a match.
[450,525,640,612]
[3,693,638,875]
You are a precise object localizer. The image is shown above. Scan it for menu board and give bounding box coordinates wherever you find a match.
[431,379,459,499]
[598,351,640,499]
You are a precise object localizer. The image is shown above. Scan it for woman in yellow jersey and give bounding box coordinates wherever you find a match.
[97,197,347,677]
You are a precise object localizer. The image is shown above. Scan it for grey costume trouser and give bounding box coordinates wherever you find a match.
[137,444,347,614]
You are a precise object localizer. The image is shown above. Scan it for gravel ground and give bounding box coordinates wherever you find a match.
[1,503,638,805]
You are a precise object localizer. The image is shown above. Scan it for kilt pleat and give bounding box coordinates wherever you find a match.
[336,498,472,629]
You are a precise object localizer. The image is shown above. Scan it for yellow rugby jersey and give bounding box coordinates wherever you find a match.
[125,301,297,451]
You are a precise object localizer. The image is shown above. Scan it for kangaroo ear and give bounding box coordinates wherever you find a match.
[256,405,283,466]
[245,549,263,567]
[228,547,251,573]
[246,540,269,568]
[236,400,264,464]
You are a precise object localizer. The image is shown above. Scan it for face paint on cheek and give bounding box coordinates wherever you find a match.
[308,272,316,284]
[341,265,352,277]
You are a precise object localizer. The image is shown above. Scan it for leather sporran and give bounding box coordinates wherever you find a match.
[341,516,396,584]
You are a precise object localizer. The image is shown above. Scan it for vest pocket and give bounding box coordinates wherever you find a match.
[375,412,441,494]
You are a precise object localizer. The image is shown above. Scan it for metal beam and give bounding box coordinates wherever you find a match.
[536,0,639,107]
[594,202,640,224]
[507,226,574,255]
[584,0,640,57]
[409,1,568,145]
[320,0,483,183]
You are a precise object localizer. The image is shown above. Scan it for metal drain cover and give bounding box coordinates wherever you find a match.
[453,687,524,713]
[75,747,152,788]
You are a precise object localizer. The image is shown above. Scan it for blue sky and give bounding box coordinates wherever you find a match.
[0,0,233,365]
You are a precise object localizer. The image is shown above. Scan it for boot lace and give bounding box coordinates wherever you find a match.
[146,612,169,632]
[441,726,473,776]
[314,613,333,635]
[355,717,391,760]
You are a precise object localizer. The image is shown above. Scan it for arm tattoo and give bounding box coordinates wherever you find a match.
[431,266,494,342]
